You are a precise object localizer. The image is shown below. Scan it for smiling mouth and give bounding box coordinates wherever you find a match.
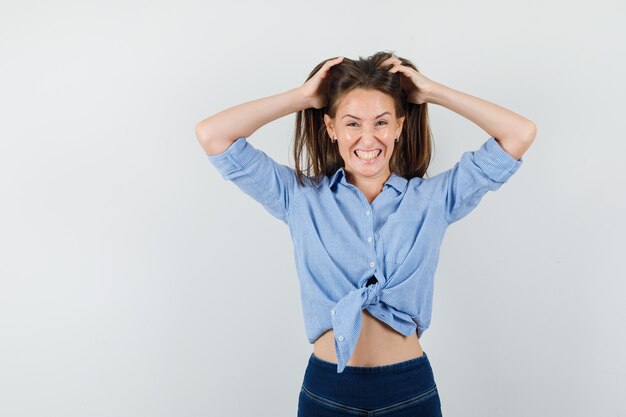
[354,149,382,161]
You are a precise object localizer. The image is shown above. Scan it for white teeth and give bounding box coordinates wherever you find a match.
[355,150,381,160]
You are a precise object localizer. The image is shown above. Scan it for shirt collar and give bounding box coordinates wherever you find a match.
[329,167,408,193]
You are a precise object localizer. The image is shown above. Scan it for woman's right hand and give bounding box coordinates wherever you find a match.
[298,56,344,109]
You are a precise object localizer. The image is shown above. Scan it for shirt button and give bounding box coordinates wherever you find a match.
[365,209,371,216]
[338,335,344,342]
[331,308,335,316]
[369,261,375,267]
[367,236,373,243]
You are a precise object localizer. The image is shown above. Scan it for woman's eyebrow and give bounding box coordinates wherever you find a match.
[342,111,391,120]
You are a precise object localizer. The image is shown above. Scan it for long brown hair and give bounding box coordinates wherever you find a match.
[292,50,434,187]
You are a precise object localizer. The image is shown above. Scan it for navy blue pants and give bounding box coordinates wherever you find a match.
[298,351,443,416]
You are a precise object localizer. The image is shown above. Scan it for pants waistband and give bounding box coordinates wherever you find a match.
[309,350,430,375]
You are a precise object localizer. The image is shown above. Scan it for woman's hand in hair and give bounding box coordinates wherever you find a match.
[299,56,344,109]
[380,56,437,105]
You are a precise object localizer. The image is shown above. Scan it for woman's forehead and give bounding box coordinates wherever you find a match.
[337,89,396,117]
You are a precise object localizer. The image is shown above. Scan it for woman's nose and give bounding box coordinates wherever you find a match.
[362,125,375,138]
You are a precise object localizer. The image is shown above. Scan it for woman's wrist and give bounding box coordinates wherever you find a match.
[424,81,448,106]
[289,86,313,112]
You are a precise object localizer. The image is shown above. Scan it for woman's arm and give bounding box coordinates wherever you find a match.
[195,56,345,156]
[426,82,536,160]
[380,56,536,160]
[195,87,308,156]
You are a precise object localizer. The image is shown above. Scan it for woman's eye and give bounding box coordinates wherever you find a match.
[347,121,387,127]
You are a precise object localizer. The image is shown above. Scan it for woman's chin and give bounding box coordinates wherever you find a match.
[348,156,389,176]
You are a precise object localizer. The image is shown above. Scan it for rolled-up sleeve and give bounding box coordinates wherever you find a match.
[436,137,524,224]
[206,137,298,224]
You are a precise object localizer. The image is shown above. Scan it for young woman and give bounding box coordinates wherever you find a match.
[196,51,536,417]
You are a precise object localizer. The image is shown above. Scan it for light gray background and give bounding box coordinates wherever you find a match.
[1,1,624,416]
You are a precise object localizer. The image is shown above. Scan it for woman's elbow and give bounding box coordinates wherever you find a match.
[522,120,537,143]
[195,121,213,144]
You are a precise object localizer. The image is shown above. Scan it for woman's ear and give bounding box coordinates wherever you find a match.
[324,114,335,139]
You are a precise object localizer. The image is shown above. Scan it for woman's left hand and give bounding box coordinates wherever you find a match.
[380,56,438,105]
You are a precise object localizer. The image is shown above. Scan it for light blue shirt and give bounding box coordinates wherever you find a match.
[207,136,523,373]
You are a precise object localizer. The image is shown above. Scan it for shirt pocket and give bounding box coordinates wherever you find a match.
[381,219,422,264]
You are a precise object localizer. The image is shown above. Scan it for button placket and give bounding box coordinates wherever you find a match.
[365,208,376,269]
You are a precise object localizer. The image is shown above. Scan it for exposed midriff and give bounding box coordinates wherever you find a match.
[313,309,424,366]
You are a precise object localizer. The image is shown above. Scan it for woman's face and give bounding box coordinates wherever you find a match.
[324,88,404,184]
